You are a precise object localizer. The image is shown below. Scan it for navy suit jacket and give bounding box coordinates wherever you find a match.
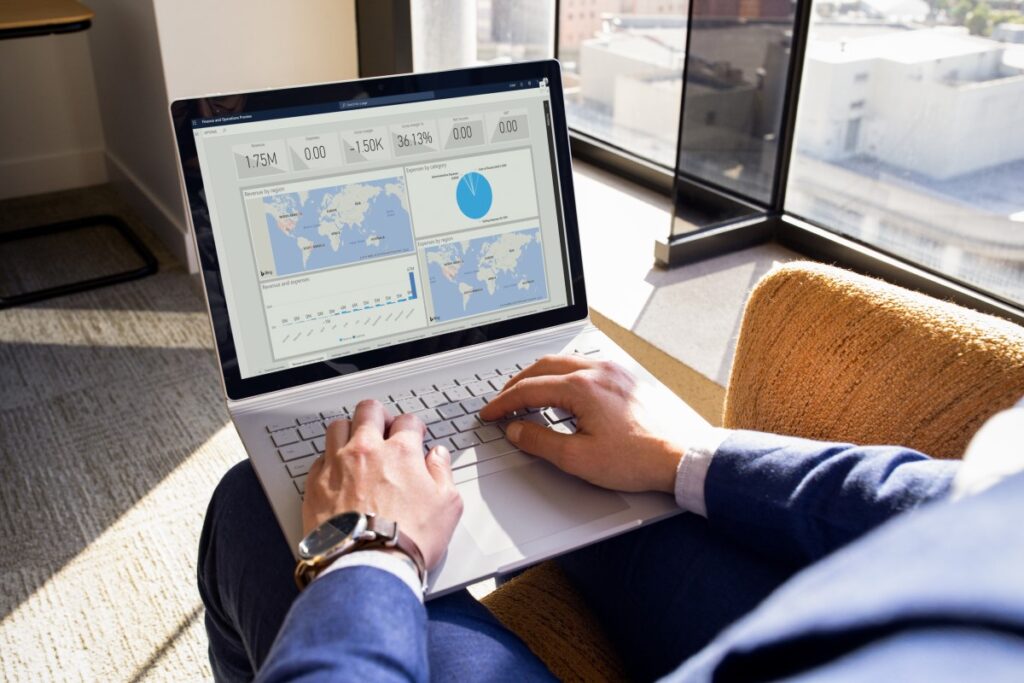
[256,431,1024,682]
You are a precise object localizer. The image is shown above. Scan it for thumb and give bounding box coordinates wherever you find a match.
[506,421,581,472]
[425,445,454,488]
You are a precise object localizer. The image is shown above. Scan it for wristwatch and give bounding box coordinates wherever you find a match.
[294,511,426,590]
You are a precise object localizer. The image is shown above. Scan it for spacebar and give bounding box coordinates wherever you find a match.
[453,451,533,484]
[451,438,517,469]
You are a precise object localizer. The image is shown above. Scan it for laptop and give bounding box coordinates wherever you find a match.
[170,60,688,597]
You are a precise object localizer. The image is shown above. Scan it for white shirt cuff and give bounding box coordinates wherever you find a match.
[315,549,424,601]
[674,428,730,517]
[952,405,1024,502]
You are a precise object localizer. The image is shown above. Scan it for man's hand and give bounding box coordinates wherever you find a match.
[479,356,695,494]
[302,400,463,570]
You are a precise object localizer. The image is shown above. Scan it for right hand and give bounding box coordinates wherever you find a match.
[479,355,703,494]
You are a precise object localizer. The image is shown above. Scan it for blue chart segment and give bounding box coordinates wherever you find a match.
[425,228,547,322]
[455,172,493,219]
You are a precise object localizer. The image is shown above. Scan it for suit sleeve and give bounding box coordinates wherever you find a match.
[256,566,428,683]
[704,430,959,566]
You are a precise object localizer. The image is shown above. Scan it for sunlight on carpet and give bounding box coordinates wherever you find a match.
[0,308,212,348]
[0,425,242,681]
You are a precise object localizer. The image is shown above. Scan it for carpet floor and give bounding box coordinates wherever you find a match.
[1,186,243,681]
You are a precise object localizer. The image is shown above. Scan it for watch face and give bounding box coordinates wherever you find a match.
[298,511,366,559]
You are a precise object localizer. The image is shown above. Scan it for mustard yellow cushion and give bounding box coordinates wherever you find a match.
[725,262,1024,458]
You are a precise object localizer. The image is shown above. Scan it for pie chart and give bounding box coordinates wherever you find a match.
[456,171,493,219]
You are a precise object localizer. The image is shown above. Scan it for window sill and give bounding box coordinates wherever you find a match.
[572,159,800,424]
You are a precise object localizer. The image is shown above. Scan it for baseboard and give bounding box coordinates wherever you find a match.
[0,149,108,201]
[104,151,197,272]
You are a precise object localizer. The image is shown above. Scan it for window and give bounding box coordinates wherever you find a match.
[843,118,860,153]
[397,0,1024,318]
[410,0,555,72]
[669,0,799,236]
[411,0,687,168]
[786,3,1024,306]
[558,0,686,167]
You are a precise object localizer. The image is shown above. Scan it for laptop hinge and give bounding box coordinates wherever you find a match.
[228,318,593,415]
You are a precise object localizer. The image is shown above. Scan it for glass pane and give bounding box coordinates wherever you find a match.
[411,0,555,72]
[558,1,687,167]
[670,0,799,236]
[787,5,1024,306]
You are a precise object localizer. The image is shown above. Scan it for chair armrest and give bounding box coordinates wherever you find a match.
[724,262,1024,459]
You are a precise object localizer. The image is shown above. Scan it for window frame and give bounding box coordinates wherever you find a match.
[356,0,1024,326]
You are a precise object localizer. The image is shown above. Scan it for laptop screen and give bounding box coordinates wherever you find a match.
[172,62,587,400]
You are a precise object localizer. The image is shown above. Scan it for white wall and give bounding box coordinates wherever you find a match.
[0,33,107,200]
[1,0,360,270]
[86,0,191,265]
[153,0,359,99]
[80,0,361,270]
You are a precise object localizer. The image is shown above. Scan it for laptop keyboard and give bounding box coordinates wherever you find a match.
[263,359,585,497]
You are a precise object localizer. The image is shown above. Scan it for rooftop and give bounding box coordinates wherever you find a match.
[809,27,1003,64]
[581,29,685,68]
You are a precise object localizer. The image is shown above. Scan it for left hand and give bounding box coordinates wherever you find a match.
[302,399,463,571]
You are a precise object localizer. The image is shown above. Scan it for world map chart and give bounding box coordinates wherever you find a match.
[425,228,547,322]
[262,178,414,277]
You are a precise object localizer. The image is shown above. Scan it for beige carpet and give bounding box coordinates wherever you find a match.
[0,186,243,681]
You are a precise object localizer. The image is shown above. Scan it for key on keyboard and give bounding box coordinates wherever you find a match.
[438,404,464,420]
[421,394,447,408]
[452,415,480,432]
[451,432,480,450]
[397,397,424,413]
[424,437,455,454]
[411,408,442,425]
[298,422,325,440]
[287,456,316,478]
[272,429,300,447]
[429,422,456,439]
[461,397,486,413]
[279,441,314,462]
[444,386,470,401]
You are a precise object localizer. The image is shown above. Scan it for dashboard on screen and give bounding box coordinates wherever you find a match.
[173,63,586,399]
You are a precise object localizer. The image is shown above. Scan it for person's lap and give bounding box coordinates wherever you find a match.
[198,461,554,682]
[199,461,792,681]
[558,514,795,680]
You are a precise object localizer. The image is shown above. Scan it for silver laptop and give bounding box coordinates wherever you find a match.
[170,61,685,597]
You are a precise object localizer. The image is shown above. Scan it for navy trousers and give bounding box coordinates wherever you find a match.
[198,461,795,682]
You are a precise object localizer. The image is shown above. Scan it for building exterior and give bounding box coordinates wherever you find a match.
[798,27,1024,180]
[578,27,685,107]
[994,22,1024,44]
[560,0,624,52]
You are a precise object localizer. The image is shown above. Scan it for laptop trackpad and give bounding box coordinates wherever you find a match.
[458,460,630,556]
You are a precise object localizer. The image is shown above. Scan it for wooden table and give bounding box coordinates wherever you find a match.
[0,0,157,309]
[0,0,94,38]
